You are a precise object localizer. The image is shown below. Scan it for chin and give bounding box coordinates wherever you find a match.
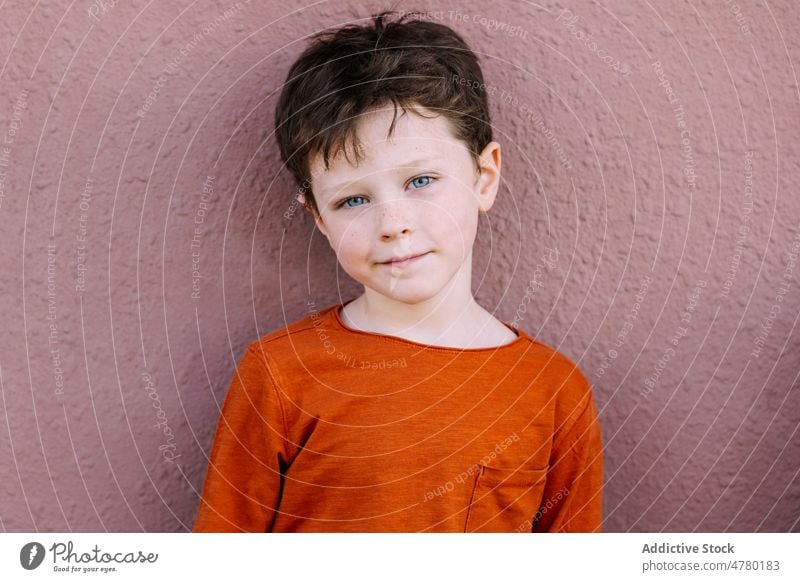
[362,279,444,305]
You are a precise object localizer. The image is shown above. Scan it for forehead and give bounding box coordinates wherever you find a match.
[309,106,466,185]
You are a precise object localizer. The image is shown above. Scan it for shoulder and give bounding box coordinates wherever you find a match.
[523,338,596,432]
[242,303,345,378]
[248,303,335,350]
[521,337,590,388]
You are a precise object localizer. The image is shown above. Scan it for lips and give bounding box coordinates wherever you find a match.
[380,251,431,265]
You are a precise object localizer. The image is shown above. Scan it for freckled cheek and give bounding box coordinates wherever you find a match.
[330,224,373,268]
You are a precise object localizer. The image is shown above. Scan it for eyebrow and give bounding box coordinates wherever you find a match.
[319,157,445,200]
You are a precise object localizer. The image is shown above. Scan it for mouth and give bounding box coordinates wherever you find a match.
[379,251,432,268]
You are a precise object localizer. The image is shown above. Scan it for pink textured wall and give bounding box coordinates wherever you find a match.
[0,0,798,532]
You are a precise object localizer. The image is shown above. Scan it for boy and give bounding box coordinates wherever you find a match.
[193,11,602,533]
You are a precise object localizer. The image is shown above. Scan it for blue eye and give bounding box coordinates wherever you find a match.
[338,196,366,209]
[410,176,433,189]
[336,177,434,209]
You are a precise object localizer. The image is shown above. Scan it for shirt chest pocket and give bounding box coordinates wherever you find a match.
[464,464,548,532]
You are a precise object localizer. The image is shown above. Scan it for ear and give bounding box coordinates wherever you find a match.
[297,194,329,238]
[475,141,502,213]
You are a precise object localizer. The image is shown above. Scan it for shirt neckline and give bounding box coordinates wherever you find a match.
[327,299,529,353]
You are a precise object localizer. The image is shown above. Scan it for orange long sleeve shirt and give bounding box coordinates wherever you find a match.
[193,301,603,532]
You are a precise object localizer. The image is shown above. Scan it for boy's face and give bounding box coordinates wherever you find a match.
[304,105,501,306]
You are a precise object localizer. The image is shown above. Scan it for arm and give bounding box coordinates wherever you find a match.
[531,383,604,533]
[192,344,294,532]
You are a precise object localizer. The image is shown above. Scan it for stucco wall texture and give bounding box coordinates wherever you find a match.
[0,0,798,533]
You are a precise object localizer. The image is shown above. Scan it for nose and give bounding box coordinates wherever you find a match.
[378,199,414,240]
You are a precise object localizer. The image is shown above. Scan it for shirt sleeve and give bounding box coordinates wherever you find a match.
[192,343,294,532]
[531,381,604,533]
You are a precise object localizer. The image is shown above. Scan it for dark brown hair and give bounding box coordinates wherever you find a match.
[274,10,493,216]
